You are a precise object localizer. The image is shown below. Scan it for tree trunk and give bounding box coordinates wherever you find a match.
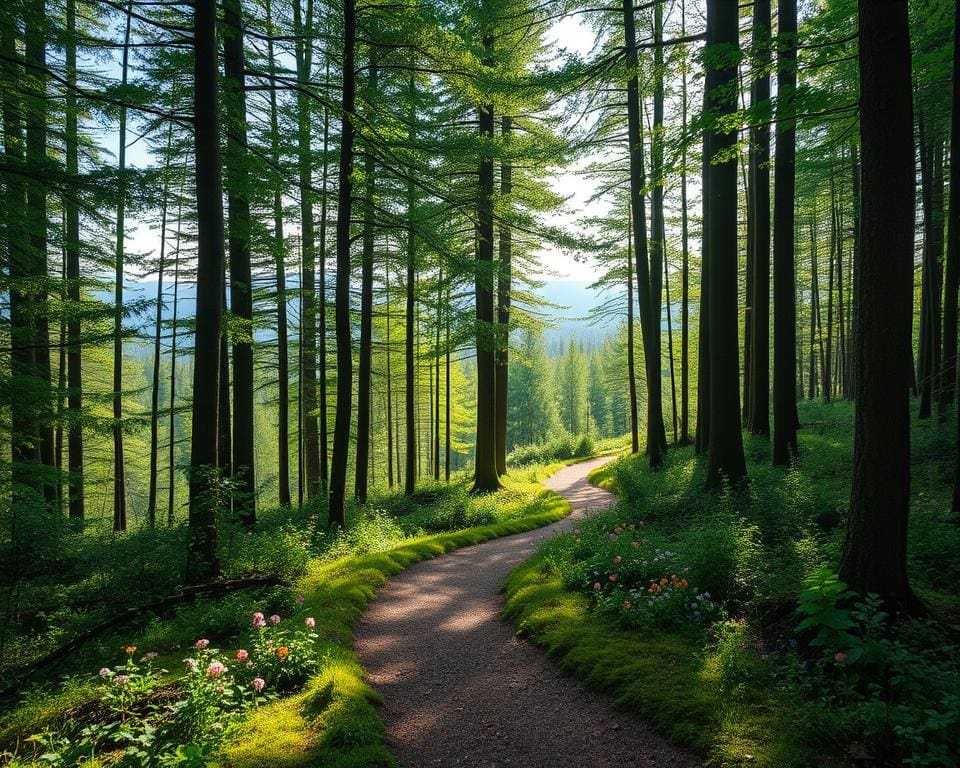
[679,1,691,445]
[839,0,920,613]
[386,266,394,488]
[64,0,84,519]
[748,0,771,435]
[705,0,747,487]
[328,0,356,526]
[627,214,640,453]
[772,0,798,466]
[355,65,377,503]
[404,75,417,496]
[186,0,225,584]
[224,0,255,523]
[942,1,960,419]
[696,87,711,457]
[495,116,512,475]
[168,196,183,526]
[318,59,331,490]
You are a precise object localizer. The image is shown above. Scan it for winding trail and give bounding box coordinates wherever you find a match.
[355,457,702,768]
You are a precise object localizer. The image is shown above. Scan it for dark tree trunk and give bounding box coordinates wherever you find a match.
[386,267,394,488]
[294,0,321,500]
[918,118,944,420]
[839,0,920,613]
[434,266,443,481]
[748,0,771,435]
[355,65,377,503]
[495,116,512,475]
[64,0,84,519]
[696,87,711,457]
[808,219,818,401]
[328,0,356,526]
[168,200,182,526]
[318,59,331,491]
[623,0,664,467]
[627,215,640,453]
[705,0,747,487]
[224,0,255,523]
[663,219,678,443]
[112,1,132,530]
[680,2,691,446]
[942,1,960,418]
[445,285,451,483]
[825,177,836,404]
[772,0,798,466]
[849,142,861,400]
[649,0,667,453]
[473,40,501,493]
[266,0,291,507]
[404,75,417,496]
[186,0,225,584]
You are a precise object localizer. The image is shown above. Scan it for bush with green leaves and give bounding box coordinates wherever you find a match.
[506,431,594,467]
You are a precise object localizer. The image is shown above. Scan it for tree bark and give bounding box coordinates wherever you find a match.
[839,0,920,613]
[942,1,960,418]
[404,75,417,496]
[495,116,512,475]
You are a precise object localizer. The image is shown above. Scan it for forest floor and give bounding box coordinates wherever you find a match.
[354,456,701,768]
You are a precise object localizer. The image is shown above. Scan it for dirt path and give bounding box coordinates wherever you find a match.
[354,457,702,768]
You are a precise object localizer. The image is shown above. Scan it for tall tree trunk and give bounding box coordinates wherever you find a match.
[825,176,836,404]
[663,221,678,443]
[294,0,321,499]
[445,284,451,483]
[223,0,255,523]
[111,1,132,530]
[266,0,291,506]
[495,116,512,475]
[186,0,225,584]
[627,214,640,453]
[318,59,331,490]
[849,142,861,400]
[942,1,960,419]
[386,265,394,488]
[434,267,443,481]
[404,75,417,496]
[918,118,944,420]
[840,0,920,613]
[679,0,691,445]
[148,128,173,529]
[473,27,501,493]
[623,0,664,467]
[328,0,356,526]
[168,193,183,526]
[64,0,84,519]
[772,0,799,465]
[696,87,711,456]
[748,0,771,435]
[649,0,667,454]
[355,65,377,503]
[705,0,747,487]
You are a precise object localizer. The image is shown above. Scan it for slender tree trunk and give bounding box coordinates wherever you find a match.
[186,0,225,583]
[942,1,960,419]
[328,0,356,526]
[355,65,377,503]
[386,265,394,488]
[434,267,443,481]
[649,0,667,454]
[825,176,836,404]
[111,1,132,530]
[840,0,919,613]
[748,0,771,435]
[679,0,691,445]
[696,87,711,456]
[849,142,861,400]
[772,0,799,465]
[627,214,640,453]
[663,222,678,443]
[705,0,747,486]
[318,59,331,490]
[445,285,451,483]
[223,0,255,523]
[64,0,84,519]
[404,75,417,496]
[266,0,291,507]
[148,128,173,529]
[495,116,512,475]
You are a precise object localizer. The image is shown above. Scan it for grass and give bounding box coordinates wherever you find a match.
[1,462,573,767]
[503,401,960,767]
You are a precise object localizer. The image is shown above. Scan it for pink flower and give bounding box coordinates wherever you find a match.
[614,526,623,534]
[99,667,111,678]
[834,652,847,663]
[593,582,601,590]
[252,612,266,628]
[252,677,266,692]
[608,534,618,542]
[269,614,281,625]
[207,661,227,678]
[195,638,210,649]
[613,556,622,564]
[305,617,316,628]
[608,574,617,582]
[574,529,581,534]
[236,649,249,661]
[114,675,129,685]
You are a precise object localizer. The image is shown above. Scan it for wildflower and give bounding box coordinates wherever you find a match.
[574,529,581,535]
[195,638,210,649]
[622,600,632,610]
[184,658,198,672]
[632,542,640,549]
[680,579,688,588]
[608,574,617,583]
[269,614,282,625]
[207,661,227,678]
[124,645,137,656]
[140,652,158,663]
[628,524,635,530]
[99,667,112,678]
[608,534,618,542]
[593,582,601,590]
[613,555,622,564]
[236,649,249,662]
[834,652,847,663]
[295,594,305,604]
[277,646,289,660]
[305,617,316,628]
[252,612,267,628]
[660,577,668,586]
[575,538,581,543]
[114,675,129,685]
[253,677,266,692]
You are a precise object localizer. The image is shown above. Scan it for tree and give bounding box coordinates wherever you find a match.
[186,0,225,584]
[839,0,919,613]
[773,0,799,466]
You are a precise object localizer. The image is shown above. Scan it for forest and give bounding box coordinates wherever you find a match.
[1,0,959,766]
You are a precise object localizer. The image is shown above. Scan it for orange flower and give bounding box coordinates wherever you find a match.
[277,645,289,660]
[680,579,689,588]
[124,645,137,656]
[659,577,668,586]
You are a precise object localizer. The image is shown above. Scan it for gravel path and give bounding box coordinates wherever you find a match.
[354,457,702,768]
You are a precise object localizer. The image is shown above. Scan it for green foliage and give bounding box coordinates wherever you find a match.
[506,431,594,467]
[794,568,858,653]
